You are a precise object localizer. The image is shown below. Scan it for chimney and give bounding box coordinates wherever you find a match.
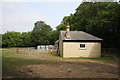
[66,22,70,39]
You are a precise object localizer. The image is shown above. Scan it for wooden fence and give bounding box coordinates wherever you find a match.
[16,47,36,53]
[36,49,57,54]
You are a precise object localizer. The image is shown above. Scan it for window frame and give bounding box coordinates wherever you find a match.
[80,43,86,49]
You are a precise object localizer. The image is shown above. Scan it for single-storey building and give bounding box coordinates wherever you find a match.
[59,22,103,58]
[37,45,49,50]
[37,45,56,51]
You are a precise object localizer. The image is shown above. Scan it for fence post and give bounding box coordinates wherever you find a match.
[16,48,18,53]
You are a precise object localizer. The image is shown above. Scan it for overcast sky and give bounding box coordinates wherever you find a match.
[1,1,82,34]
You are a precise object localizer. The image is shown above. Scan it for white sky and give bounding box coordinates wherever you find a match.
[1,0,118,34]
[1,0,82,34]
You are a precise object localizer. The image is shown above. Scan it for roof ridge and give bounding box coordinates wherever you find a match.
[60,30,103,41]
[81,31,102,40]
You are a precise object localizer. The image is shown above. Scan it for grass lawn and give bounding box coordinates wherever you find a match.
[2,48,118,78]
[64,56,116,62]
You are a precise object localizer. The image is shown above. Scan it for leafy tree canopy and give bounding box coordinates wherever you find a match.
[59,2,120,48]
[31,21,52,46]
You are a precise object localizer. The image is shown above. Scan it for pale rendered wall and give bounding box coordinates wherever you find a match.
[59,35,63,57]
[63,42,101,58]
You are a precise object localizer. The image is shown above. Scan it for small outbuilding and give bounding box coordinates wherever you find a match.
[37,45,49,51]
[59,22,103,58]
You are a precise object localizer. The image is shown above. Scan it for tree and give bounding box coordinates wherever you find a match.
[0,34,2,48]
[56,24,66,31]
[47,30,59,45]
[2,31,22,47]
[31,21,52,46]
[58,2,120,48]
[21,32,32,47]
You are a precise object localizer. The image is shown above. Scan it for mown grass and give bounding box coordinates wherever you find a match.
[64,56,116,62]
[35,52,116,62]
[46,53,116,62]
[2,48,117,77]
[2,52,44,77]
[2,53,42,69]
[2,51,60,75]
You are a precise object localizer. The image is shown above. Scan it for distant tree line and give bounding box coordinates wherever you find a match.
[2,21,59,47]
[2,2,120,48]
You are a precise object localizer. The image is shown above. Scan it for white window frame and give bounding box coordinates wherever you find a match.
[80,43,86,49]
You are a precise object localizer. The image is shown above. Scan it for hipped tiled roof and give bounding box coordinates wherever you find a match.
[60,31,103,41]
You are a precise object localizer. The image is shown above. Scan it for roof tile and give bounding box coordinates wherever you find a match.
[60,31,103,41]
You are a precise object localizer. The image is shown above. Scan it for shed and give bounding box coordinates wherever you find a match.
[59,23,103,58]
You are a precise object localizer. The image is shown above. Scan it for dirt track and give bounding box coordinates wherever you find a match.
[21,61,118,78]
[17,53,118,78]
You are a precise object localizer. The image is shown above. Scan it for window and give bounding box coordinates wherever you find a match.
[80,43,85,49]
